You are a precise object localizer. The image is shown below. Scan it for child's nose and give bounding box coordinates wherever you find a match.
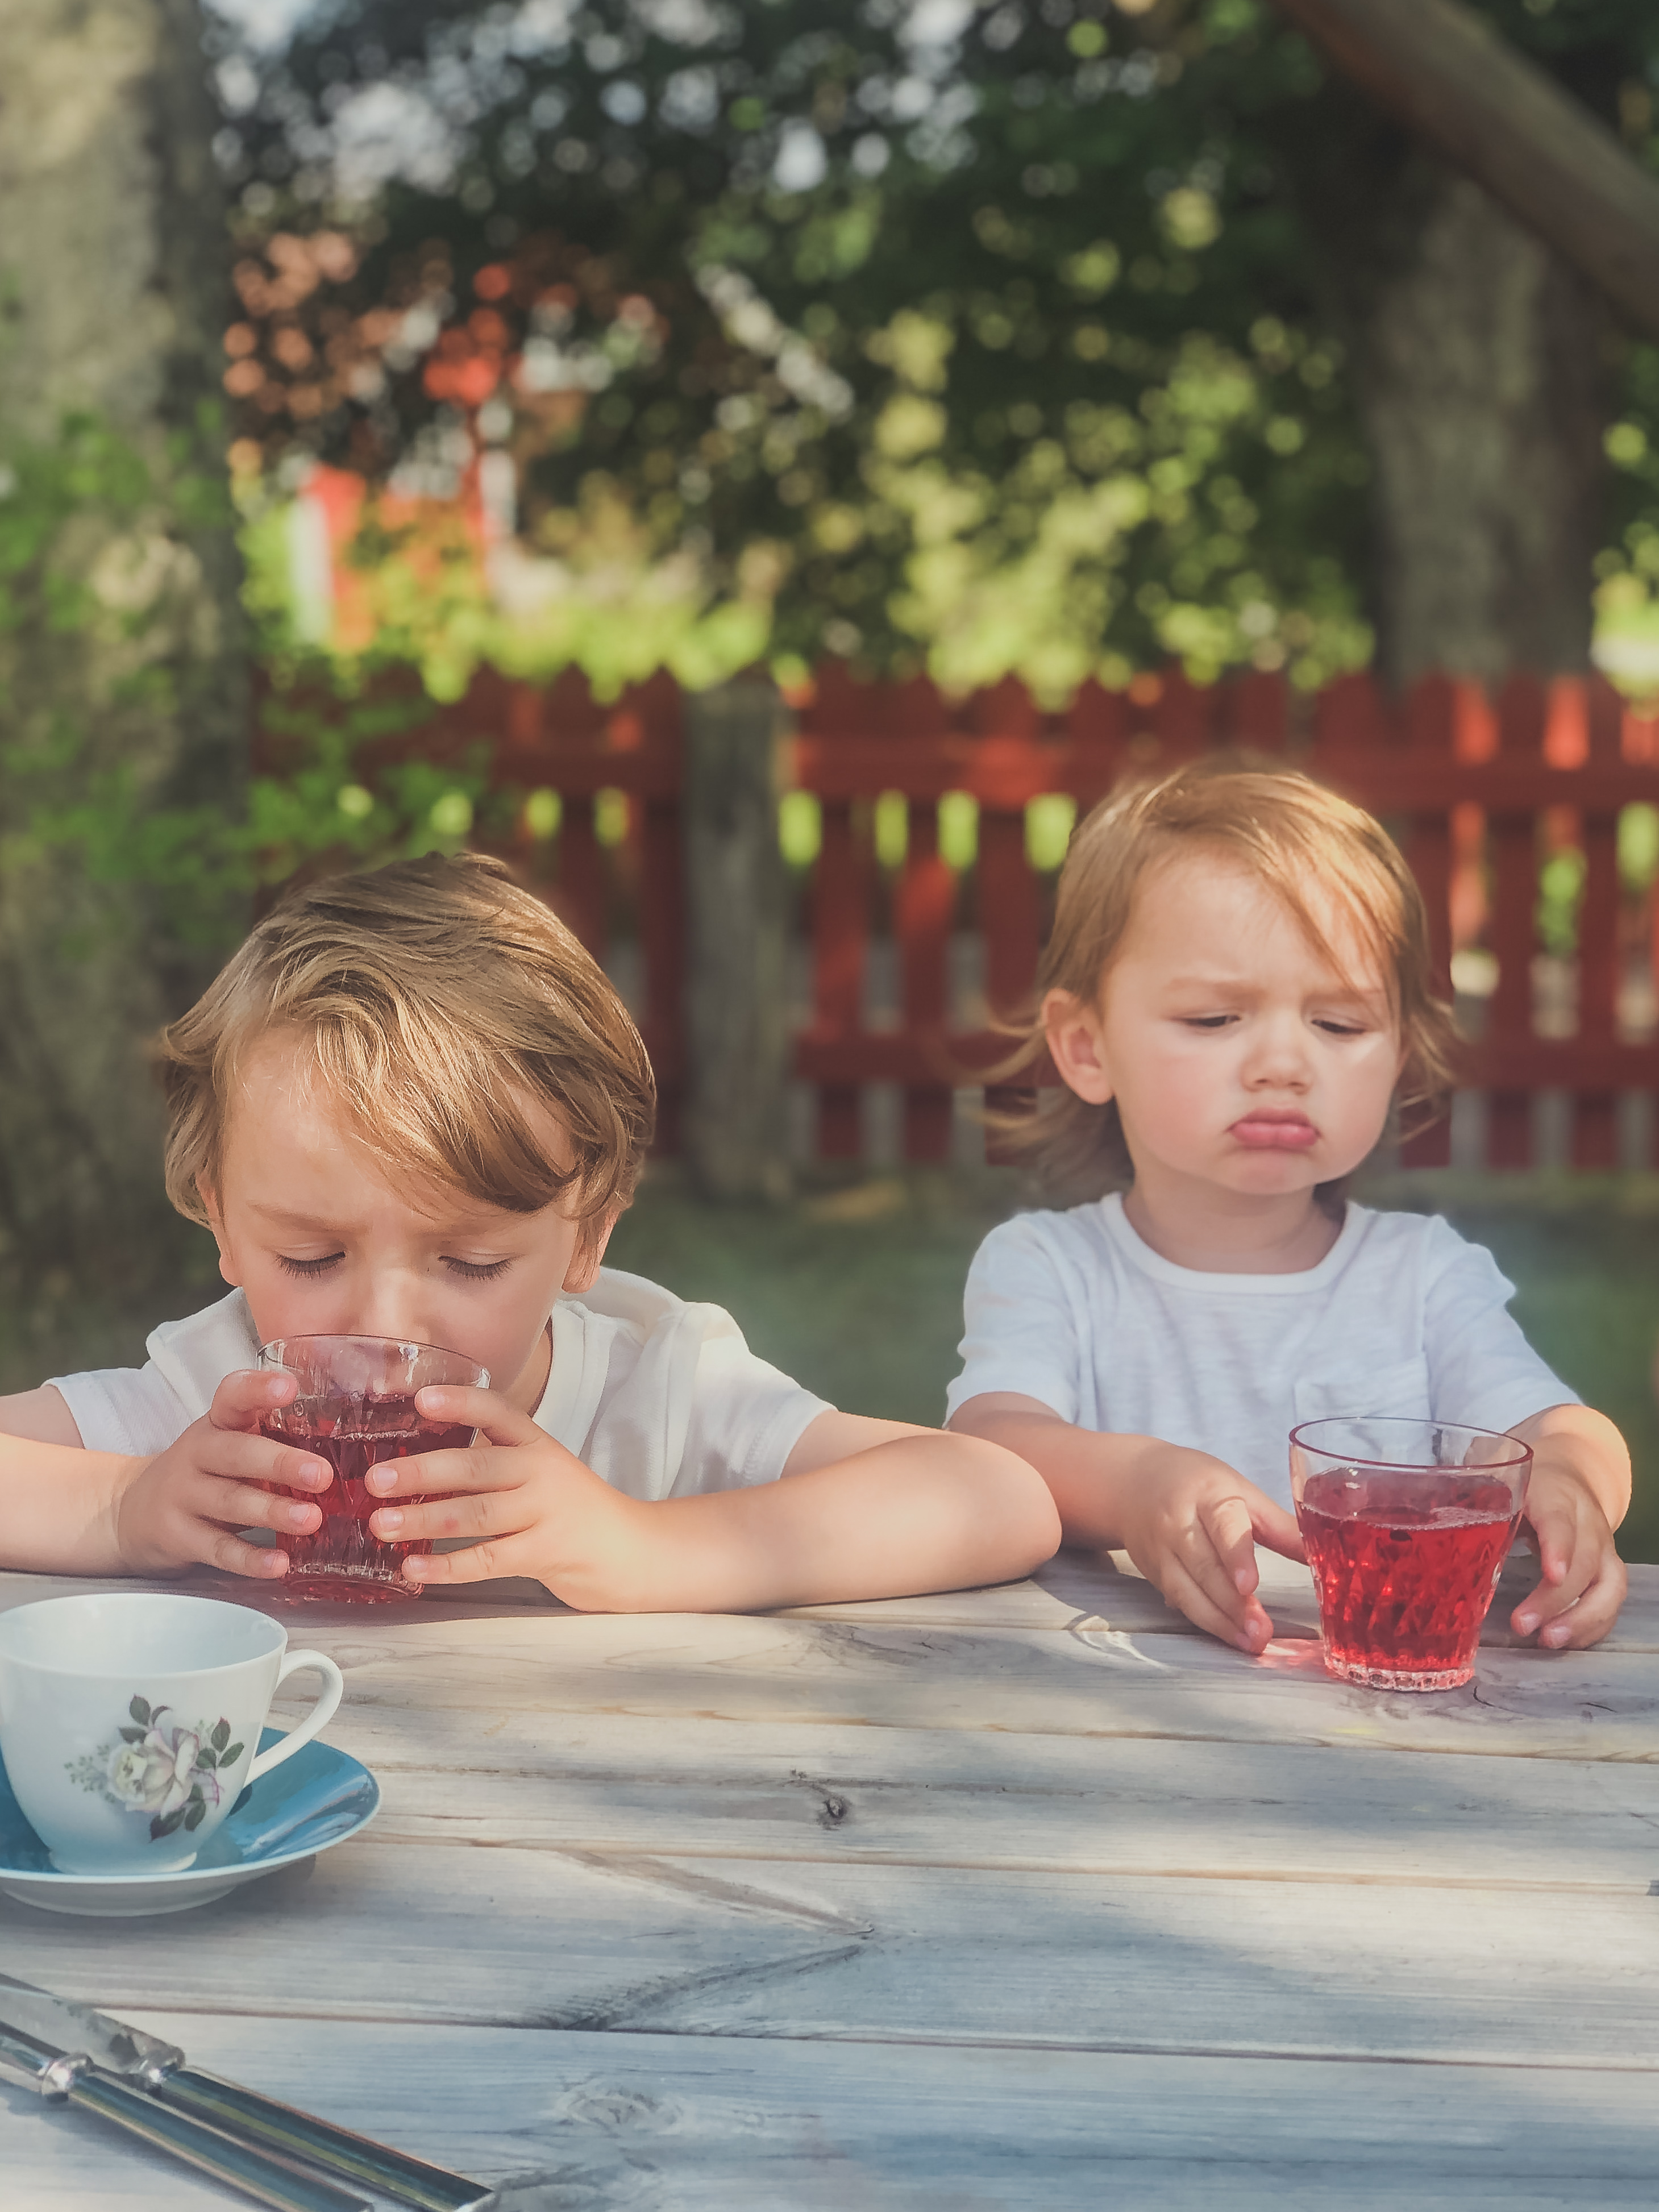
[1243,1014,1311,1083]
[353,1285,430,1344]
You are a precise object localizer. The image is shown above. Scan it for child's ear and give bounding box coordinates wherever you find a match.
[197,1176,241,1289]
[1043,988,1115,1106]
[562,1207,620,1296]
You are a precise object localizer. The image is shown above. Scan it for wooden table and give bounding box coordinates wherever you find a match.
[3,1549,1658,2210]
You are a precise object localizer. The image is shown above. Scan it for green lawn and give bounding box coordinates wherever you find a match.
[7,1166,1657,1562]
[610,1165,1659,1565]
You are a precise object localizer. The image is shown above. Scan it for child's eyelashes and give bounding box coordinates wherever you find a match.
[442,1255,512,1282]
[273,1252,511,1281]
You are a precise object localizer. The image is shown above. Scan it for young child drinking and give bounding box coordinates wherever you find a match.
[947,759,1630,1654]
[0,855,1059,1607]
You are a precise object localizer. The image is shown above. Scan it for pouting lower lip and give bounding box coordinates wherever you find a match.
[1230,1119,1318,1147]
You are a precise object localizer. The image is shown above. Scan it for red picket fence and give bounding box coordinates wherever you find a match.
[260,660,1659,1171]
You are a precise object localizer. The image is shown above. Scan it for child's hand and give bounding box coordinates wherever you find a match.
[113,1370,334,1580]
[363,1385,636,1602]
[1506,1406,1630,1652]
[1509,1461,1628,1652]
[1116,1441,1305,1654]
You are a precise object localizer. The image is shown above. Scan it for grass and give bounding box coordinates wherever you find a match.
[7,1166,1656,1561]
[610,1165,1659,1565]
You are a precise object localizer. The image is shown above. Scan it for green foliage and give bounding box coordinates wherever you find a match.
[209,1,1659,695]
[0,415,492,942]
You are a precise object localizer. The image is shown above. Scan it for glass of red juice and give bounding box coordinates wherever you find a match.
[1288,1416,1532,1691]
[256,1336,488,1604]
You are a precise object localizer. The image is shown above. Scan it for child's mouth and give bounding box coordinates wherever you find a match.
[1229,1113,1319,1151]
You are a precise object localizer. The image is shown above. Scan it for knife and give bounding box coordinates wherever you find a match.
[0,1976,490,2210]
[0,2022,369,2212]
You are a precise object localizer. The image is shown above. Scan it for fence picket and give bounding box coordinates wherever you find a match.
[1483,675,1548,1169]
[897,799,954,1161]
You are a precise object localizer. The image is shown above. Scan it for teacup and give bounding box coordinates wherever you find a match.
[0,1592,344,1874]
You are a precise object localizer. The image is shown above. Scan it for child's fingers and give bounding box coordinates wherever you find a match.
[198,1428,334,1494]
[364,1442,510,1500]
[1542,1553,1627,1649]
[1251,1497,1307,1564]
[1157,1552,1272,1653]
[198,1526,293,1580]
[1198,1494,1261,1598]
[208,1367,298,1433]
[399,1533,539,1587]
[413,1385,544,1449]
[1514,1545,1627,1650]
[368,1480,529,1548]
[190,1473,324,1542]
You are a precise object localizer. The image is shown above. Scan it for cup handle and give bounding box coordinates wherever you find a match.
[247,1650,345,1784]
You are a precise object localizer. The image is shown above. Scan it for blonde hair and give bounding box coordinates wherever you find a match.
[155,854,655,1243]
[996,757,1460,1199]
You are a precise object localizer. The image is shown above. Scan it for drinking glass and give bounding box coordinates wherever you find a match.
[257,1336,489,1603]
[1288,1416,1532,1691]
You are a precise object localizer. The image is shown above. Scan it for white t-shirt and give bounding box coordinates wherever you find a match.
[945,1197,1574,1510]
[48,1270,831,1503]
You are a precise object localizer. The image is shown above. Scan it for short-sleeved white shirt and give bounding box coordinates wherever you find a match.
[945,1197,1574,1510]
[48,1269,831,1502]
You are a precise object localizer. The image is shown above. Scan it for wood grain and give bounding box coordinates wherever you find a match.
[5,1833,1659,2064]
[6,2018,1659,2210]
[13,2026,1659,2212]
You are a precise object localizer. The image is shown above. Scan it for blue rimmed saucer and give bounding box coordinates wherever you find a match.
[0,1728,379,1917]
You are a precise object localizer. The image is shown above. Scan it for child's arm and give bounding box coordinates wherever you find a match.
[364,1390,1062,1611]
[1506,1403,1629,1650]
[0,1373,336,1581]
[949,1391,1303,1653]
[0,1430,145,1574]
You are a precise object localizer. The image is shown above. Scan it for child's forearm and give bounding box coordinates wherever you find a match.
[563,1433,1059,1613]
[948,1396,1166,1549]
[0,1433,144,1575]
[1510,1404,1631,1529]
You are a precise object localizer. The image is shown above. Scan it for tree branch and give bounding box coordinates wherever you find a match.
[1273,0,1659,343]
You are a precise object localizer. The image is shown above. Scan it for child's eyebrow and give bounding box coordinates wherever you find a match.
[1161,970,1390,1003]
[246,1201,364,1233]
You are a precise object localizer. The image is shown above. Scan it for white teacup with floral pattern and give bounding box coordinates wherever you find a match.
[0,1592,344,1874]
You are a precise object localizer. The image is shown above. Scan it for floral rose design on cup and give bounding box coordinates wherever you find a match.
[65,1695,245,1842]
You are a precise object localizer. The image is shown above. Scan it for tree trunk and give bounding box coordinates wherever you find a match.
[1356,160,1606,686]
[1298,113,1608,688]
[0,0,244,1300]
[682,680,792,1204]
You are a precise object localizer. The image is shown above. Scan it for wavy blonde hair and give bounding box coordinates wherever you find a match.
[994,757,1461,1202]
[154,854,655,1245]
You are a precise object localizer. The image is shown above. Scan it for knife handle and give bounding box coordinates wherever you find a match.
[67,2071,369,2212]
[156,2067,490,2211]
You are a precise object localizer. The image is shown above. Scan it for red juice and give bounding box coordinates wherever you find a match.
[259,1396,475,1603]
[1297,1469,1521,1690]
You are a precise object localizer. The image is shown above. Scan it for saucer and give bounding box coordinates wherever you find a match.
[0,1729,379,1917]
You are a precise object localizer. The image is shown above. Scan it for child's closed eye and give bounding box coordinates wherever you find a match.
[442,1256,512,1282]
[277,1251,344,1279]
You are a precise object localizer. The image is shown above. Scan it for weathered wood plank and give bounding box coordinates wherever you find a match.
[5,1839,1659,2064]
[335,1709,1659,1890]
[5,1572,1636,1761]
[236,1607,1659,1764]
[6,2019,1657,2211]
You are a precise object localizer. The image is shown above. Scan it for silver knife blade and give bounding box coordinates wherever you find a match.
[0,1972,182,2082]
[0,1976,490,2210]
